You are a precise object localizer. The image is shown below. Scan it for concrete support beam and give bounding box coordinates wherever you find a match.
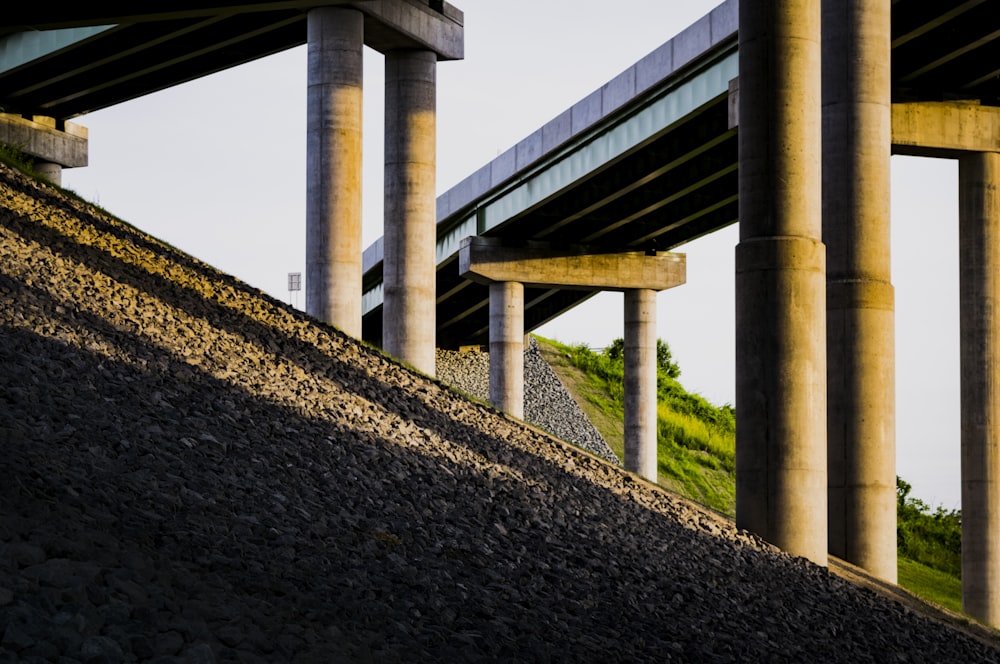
[625,289,658,482]
[383,49,437,376]
[959,151,1000,627]
[305,8,364,338]
[892,102,1000,158]
[460,239,682,463]
[736,0,827,566]
[0,113,87,170]
[349,0,464,61]
[0,1,464,61]
[823,0,896,583]
[459,237,686,291]
[488,282,524,419]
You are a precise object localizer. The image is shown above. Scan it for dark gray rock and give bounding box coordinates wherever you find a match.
[0,163,997,663]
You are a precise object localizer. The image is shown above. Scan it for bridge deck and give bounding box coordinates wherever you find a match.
[2,0,998,347]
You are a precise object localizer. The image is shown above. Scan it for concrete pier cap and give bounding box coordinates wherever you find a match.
[458,236,686,292]
[0,113,88,186]
[460,235,685,481]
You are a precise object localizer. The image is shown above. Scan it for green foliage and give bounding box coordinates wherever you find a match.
[897,557,963,614]
[558,337,736,513]
[549,336,966,609]
[897,477,962,578]
[0,142,39,176]
[604,337,681,379]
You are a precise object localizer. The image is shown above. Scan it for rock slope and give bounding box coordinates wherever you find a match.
[436,338,618,464]
[1,163,998,662]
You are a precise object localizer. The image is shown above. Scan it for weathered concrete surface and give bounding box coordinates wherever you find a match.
[383,49,437,376]
[2,162,1000,662]
[349,0,464,60]
[305,7,364,338]
[736,0,828,566]
[624,289,658,483]
[959,150,1000,627]
[459,236,686,291]
[0,113,87,169]
[892,102,1000,158]
[32,162,62,186]
[488,281,524,418]
[823,0,896,583]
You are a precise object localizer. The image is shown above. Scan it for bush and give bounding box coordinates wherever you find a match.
[897,476,961,577]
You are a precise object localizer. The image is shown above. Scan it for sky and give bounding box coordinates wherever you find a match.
[61,0,963,509]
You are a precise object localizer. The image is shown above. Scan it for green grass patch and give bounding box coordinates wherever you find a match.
[898,556,963,614]
[536,334,966,612]
[0,142,41,179]
[535,334,735,514]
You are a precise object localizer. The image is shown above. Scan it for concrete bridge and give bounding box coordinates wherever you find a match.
[4,0,1000,627]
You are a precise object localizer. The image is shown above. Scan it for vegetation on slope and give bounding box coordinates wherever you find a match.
[537,334,966,615]
[534,335,736,514]
[0,142,42,180]
[896,477,963,610]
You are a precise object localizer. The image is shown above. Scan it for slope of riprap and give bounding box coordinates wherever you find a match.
[1,163,997,662]
[436,338,618,463]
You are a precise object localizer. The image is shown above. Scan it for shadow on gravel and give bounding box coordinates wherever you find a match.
[3,169,999,662]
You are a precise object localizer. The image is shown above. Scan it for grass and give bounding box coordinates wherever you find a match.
[534,334,736,514]
[0,142,41,179]
[535,333,969,616]
[898,556,963,614]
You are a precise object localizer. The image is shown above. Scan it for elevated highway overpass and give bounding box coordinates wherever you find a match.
[5,0,1000,628]
[359,0,1000,348]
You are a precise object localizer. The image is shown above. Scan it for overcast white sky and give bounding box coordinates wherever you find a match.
[61,0,963,508]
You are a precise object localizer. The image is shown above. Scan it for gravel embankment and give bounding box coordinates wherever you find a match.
[436,339,618,464]
[1,163,999,662]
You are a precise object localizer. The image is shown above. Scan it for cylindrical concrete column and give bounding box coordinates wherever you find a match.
[383,49,437,376]
[305,8,364,338]
[35,162,62,186]
[959,151,1000,626]
[489,281,524,418]
[736,0,827,566]
[822,0,896,582]
[624,289,658,482]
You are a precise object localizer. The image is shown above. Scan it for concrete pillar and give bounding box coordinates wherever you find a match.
[305,7,364,338]
[624,289,658,482]
[822,0,896,582]
[383,49,437,376]
[959,151,1000,625]
[736,0,827,566]
[34,161,62,186]
[488,281,524,418]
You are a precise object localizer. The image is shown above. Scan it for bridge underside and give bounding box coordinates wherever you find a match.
[0,1,462,120]
[365,92,738,349]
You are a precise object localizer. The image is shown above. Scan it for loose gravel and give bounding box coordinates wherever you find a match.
[436,338,619,464]
[1,163,999,662]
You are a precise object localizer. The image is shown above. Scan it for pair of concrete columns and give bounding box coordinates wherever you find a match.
[741,0,1000,628]
[736,0,895,574]
[487,284,659,479]
[305,8,437,376]
[461,237,685,482]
